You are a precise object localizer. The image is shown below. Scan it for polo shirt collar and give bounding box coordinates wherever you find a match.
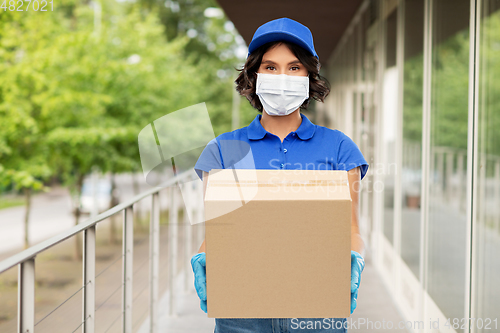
[247,114,267,140]
[295,113,316,140]
[247,113,316,140]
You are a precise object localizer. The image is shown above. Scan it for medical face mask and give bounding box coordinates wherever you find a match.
[255,73,309,116]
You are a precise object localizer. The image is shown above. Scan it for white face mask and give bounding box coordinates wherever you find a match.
[255,73,309,116]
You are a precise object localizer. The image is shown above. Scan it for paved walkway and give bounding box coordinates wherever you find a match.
[149,247,409,333]
[349,249,409,333]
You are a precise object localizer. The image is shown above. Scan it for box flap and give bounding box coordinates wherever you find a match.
[205,169,351,202]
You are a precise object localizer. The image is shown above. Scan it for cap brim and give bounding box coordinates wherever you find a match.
[247,31,318,59]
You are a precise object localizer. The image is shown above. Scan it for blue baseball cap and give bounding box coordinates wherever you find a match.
[247,17,318,59]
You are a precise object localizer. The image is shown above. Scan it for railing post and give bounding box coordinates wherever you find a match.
[184,182,193,292]
[18,258,35,333]
[168,187,178,316]
[149,193,160,333]
[495,160,500,233]
[122,207,134,333]
[192,182,199,254]
[446,151,454,203]
[436,149,444,198]
[195,180,204,249]
[83,226,96,333]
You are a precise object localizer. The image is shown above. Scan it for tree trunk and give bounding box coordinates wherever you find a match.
[74,174,84,261]
[23,188,32,249]
[132,172,144,231]
[132,171,140,196]
[109,173,119,244]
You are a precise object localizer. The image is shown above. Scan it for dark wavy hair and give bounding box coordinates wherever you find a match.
[235,41,330,113]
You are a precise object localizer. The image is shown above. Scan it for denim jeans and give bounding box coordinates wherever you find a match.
[214,318,348,333]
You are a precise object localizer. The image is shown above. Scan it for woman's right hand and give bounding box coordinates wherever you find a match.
[190,252,207,313]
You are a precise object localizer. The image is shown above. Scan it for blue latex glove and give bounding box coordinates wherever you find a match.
[191,252,207,313]
[350,250,365,314]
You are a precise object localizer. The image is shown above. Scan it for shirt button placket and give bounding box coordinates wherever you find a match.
[280,142,287,169]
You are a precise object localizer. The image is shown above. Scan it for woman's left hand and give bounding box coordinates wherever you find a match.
[191,252,207,313]
[350,250,365,314]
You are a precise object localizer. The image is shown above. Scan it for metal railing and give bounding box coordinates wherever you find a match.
[0,170,204,333]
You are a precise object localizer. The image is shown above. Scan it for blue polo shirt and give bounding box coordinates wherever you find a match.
[194,113,369,180]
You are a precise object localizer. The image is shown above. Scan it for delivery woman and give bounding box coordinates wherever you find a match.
[190,17,368,332]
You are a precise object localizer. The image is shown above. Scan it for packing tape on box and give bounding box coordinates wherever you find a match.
[208,179,348,187]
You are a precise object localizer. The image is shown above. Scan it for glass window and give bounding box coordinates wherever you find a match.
[474,0,500,330]
[382,9,398,245]
[360,9,377,240]
[428,0,470,327]
[401,0,424,280]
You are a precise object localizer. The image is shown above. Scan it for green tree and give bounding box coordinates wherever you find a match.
[0,8,60,248]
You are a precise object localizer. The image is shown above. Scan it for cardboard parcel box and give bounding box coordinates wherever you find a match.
[204,169,352,319]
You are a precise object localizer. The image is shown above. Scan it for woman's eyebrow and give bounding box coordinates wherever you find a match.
[261,60,302,65]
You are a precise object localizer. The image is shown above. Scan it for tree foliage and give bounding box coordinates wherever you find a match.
[0,0,252,198]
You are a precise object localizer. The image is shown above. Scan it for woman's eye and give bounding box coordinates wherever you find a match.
[291,66,300,71]
[266,66,275,70]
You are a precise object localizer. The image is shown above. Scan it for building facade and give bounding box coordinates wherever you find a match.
[316,1,500,332]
